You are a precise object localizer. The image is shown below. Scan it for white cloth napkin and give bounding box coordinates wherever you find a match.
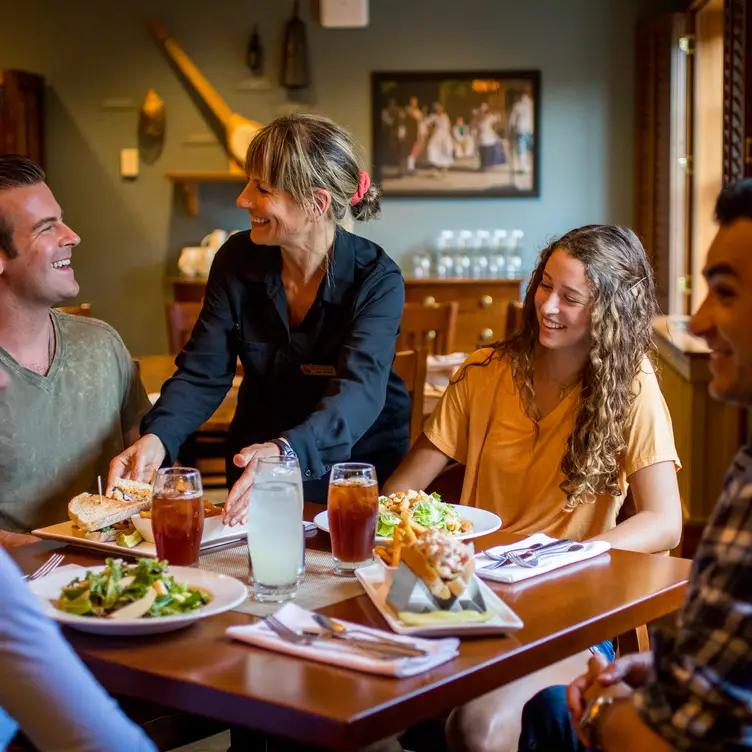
[475,534,611,584]
[226,603,460,677]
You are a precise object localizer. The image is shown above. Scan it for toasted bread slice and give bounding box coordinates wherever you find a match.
[68,493,151,532]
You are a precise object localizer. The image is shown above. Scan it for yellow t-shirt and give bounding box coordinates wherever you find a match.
[423,349,680,541]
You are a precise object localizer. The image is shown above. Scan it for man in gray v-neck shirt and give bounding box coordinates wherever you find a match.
[0,155,150,532]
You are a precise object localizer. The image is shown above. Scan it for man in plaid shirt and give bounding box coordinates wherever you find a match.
[518,180,752,751]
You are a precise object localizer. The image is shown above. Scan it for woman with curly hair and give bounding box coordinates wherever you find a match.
[382,224,682,752]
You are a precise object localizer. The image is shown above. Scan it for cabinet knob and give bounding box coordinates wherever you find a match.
[423,296,436,306]
[479,328,494,342]
[478,294,493,308]
[427,329,437,340]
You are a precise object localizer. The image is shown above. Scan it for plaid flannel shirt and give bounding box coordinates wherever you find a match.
[634,445,752,750]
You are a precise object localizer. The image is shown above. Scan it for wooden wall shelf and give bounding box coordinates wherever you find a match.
[166,172,246,216]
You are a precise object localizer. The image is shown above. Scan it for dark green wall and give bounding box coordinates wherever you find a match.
[0,0,685,353]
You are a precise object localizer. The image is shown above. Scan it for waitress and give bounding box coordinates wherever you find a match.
[109,114,410,523]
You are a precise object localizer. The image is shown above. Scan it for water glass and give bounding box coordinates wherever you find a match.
[246,456,304,602]
[327,463,379,576]
[152,467,204,566]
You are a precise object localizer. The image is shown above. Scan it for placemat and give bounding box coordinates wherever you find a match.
[199,544,365,617]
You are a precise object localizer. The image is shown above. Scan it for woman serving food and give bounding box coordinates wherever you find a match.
[109,114,410,519]
[381,224,683,752]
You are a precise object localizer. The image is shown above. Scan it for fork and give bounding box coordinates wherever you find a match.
[483,540,579,569]
[265,617,395,660]
[24,553,65,581]
[506,543,584,569]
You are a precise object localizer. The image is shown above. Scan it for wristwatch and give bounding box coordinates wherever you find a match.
[579,694,620,750]
[270,437,297,460]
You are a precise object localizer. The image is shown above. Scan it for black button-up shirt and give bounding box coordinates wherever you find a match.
[142,226,410,500]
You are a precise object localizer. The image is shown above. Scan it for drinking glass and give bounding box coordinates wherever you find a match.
[327,463,379,576]
[246,456,304,602]
[152,467,204,566]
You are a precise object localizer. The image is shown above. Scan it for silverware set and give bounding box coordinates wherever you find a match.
[481,540,584,569]
[23,553,65,581]
[264,614,427,660]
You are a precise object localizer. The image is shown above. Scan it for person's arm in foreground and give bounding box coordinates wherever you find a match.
[0,549,156,752]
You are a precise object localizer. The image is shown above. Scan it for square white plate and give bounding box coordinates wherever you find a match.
[31,520,245,558]
[355,563,524,637]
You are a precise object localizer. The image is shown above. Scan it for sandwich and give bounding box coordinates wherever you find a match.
[399,529,475,601]
[68,484,152,547]
[111,477,152,504]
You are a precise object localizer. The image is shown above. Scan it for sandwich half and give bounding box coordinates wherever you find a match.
[68,492,151,545]
[111,477,152,504]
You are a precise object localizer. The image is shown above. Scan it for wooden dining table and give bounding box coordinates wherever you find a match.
[136,354,236,432]
[136,354,443,433]
[6,506,691,751]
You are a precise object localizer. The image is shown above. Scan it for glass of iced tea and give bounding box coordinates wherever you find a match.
[152,467,204,566]
[327,463,379,576]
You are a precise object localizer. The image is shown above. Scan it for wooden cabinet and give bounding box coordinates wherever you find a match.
[653,317,747,556]
[404,279,523,352]
[0,70,45,167]
[171,276,523,353]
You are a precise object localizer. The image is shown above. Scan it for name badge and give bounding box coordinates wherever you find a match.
[300,364,337,377]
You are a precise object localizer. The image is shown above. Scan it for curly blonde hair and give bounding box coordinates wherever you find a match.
[462,224,658,510]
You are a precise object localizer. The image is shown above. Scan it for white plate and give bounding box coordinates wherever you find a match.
[313,504,502,543]
[355,563,523,637]
[28,565,249,636]
[31,520,245,559]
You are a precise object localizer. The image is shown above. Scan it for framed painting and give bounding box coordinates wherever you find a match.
[371,70,540,198]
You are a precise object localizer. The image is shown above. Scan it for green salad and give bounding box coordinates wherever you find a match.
[55,558,211,619]
[377,490,469,538]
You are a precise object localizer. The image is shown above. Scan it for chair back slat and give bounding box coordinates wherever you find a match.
[165,302,202,355]
[393,347,428,446]
[398,302,458,355]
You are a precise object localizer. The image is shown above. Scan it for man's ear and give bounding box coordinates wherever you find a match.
[312,188,332,219]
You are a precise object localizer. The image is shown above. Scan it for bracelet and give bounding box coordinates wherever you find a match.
[579,694,618,750]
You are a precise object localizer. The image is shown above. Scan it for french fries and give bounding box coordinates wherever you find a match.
[203,500,223,518]
[373,519,417,567]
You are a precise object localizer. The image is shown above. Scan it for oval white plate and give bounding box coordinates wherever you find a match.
[29,565,248,636]
[313,504,501,543]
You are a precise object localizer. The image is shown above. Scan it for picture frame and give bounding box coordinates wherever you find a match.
[371,70,540,198]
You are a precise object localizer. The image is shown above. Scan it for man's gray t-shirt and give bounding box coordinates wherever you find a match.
[0,310,151,532]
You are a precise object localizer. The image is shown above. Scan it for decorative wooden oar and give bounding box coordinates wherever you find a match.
[147,18,263,169]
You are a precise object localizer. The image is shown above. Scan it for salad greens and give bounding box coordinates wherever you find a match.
[377,491,463,538]
[55,558,211,618]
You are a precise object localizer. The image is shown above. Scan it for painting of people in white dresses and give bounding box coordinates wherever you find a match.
[372,71,540,198]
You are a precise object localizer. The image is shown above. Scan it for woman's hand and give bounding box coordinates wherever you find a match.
[223,442,282,526]
[107,434,166,495]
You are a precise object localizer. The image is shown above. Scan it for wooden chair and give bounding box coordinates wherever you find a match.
[393,347,428,446]
[398,301,459,355]
[165,301,202,355]
[505,300,524,339]
[56,303,92,317]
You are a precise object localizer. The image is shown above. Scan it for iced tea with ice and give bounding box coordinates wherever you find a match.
[152,468,204,566]
[327,463,378,575]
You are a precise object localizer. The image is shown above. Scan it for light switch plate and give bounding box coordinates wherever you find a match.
[319,0,369,28]
[120,148,139,178]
